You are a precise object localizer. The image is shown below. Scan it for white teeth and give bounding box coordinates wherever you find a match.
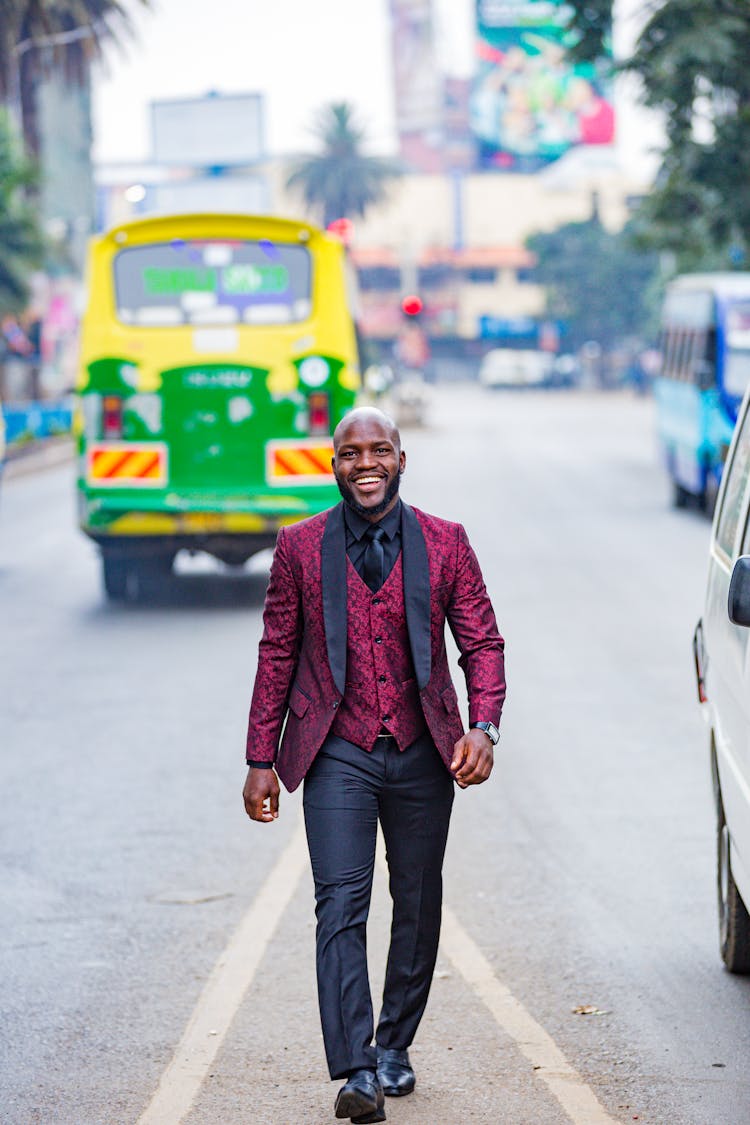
[356,477,381,484]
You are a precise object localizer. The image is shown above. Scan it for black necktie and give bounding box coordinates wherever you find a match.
[363,525,386,592]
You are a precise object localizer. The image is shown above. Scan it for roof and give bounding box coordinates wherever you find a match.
[350,245,535,270]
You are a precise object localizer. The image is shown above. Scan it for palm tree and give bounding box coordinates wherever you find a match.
[0,108,43,310]
[0,1,148,159]
[287,102,401,229]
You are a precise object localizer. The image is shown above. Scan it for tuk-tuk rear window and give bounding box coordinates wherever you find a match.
[113,239,312,326]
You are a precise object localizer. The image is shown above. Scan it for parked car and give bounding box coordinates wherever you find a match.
[694,383,750,972]
[478,348,554,388]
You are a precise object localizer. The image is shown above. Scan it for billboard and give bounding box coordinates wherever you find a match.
[470,0,614,172]
[151,93,265,168]
[390,0,444,171]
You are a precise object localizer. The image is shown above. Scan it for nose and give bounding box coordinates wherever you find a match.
[354,446,376,469]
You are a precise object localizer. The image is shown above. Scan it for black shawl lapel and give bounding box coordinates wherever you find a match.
[401,502,432,689]
[321,502,347,694]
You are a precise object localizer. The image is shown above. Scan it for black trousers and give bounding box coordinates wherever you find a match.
[303,732,454,1080]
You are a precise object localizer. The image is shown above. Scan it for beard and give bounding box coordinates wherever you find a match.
[335,469,401,518]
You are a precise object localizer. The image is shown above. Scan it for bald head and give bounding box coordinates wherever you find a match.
[331,406,405,520]
[333,407,401,454]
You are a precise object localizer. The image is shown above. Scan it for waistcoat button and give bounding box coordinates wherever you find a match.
[375,636,382,644]
[379,674,386,683]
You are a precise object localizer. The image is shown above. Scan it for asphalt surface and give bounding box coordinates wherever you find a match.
[2,385,749,1124]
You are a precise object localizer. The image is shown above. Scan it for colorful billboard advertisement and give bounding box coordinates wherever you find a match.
[470,0,614,171]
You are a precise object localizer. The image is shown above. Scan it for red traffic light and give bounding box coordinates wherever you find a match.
[326,217,354,245]
[401,295,423,317]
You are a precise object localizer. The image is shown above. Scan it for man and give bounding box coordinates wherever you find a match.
[243,407,505,1123]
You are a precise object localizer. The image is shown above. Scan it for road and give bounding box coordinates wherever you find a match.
[2,385,749,1125]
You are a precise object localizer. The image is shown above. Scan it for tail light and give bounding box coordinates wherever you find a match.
[102,395,123,439]
[308,392,330,435]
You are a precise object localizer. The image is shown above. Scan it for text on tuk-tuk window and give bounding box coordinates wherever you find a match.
[113,239,312,327]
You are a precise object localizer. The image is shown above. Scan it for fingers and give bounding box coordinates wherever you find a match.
[450,738,467,773]
[243,770,280,822]
[452,734,494,788]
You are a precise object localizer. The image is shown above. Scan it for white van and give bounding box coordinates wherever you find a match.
[695,383,750,971]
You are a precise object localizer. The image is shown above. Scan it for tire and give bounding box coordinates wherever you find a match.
[716,787,750,973]
[102,553,173,603]
[672,479,691,509]
[102,555,129,601]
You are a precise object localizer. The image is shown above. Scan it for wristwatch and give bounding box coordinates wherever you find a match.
[472,721,500,745]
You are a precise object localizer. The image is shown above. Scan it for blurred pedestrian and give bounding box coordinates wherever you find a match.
[243,406,506,1122]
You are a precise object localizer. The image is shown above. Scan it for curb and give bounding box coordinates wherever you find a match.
[4,436,75,480]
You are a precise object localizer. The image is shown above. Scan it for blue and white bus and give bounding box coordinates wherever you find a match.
[656,273,750,510]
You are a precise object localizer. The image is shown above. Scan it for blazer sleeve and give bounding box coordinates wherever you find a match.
[245,527,303,763]
[446,524,506,727]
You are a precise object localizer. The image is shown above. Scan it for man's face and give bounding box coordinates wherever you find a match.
[332,417,406,520]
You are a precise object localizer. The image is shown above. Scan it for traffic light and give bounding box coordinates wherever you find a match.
[401,294,423,317]
[326,218,354,245]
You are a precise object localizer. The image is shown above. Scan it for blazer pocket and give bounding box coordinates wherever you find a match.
[288,682,311,718]
[441,683,459,712]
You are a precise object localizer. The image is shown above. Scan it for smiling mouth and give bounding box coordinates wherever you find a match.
[353,475,384,488]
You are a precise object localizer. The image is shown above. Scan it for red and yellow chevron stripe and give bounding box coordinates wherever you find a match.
[86,443,167,487]
[266,440,334,485]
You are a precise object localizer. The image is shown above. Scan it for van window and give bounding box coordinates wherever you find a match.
[716,406,750,558]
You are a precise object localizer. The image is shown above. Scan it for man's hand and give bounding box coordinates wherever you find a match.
[243,767,280,822]
[450,729,494,789]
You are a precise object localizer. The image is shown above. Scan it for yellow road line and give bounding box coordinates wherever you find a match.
[136,819,308,1125]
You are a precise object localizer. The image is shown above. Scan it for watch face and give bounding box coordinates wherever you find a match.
[475,722,499,744]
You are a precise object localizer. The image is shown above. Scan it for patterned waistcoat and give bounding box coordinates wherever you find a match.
[331,553,427,751]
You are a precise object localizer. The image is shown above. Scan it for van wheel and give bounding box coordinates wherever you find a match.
[717,796,750,973]
[672,479,691,508]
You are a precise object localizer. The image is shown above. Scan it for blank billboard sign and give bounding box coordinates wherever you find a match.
[151,93,265,167]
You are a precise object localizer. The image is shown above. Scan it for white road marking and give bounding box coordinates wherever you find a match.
[376,838,617,1125]
[439,905,619,1125]
[140,819,615,1125]
[136,819,308,1125]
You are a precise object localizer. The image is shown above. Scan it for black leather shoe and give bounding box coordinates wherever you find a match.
[376,1046,415,1097]
[334,1068,386,1121]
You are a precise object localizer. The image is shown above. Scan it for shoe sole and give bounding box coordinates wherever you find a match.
[335,1089,382,1119]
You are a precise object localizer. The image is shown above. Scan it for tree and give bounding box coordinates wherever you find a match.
[526,212,660,350]
[0,1,149,159]
[565,0,750,270]
[0,107,43,310]
[287,102,401,229]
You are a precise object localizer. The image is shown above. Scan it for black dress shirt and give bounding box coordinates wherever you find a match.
[343,499,402,586]
[247,501,403,768]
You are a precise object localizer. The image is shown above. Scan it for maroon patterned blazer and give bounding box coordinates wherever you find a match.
[245,501,506,792]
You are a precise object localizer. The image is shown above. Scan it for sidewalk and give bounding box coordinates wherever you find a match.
[4,434,75,480]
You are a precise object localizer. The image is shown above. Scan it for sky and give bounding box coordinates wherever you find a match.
[92,0,660,171]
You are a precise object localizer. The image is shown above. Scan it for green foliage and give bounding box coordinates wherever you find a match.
[527,213,661,349]
[0,109,43,310]
[287,102,401,228]
[0,0,148,157]
[565,0,750,270]
[562,0,613,66]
